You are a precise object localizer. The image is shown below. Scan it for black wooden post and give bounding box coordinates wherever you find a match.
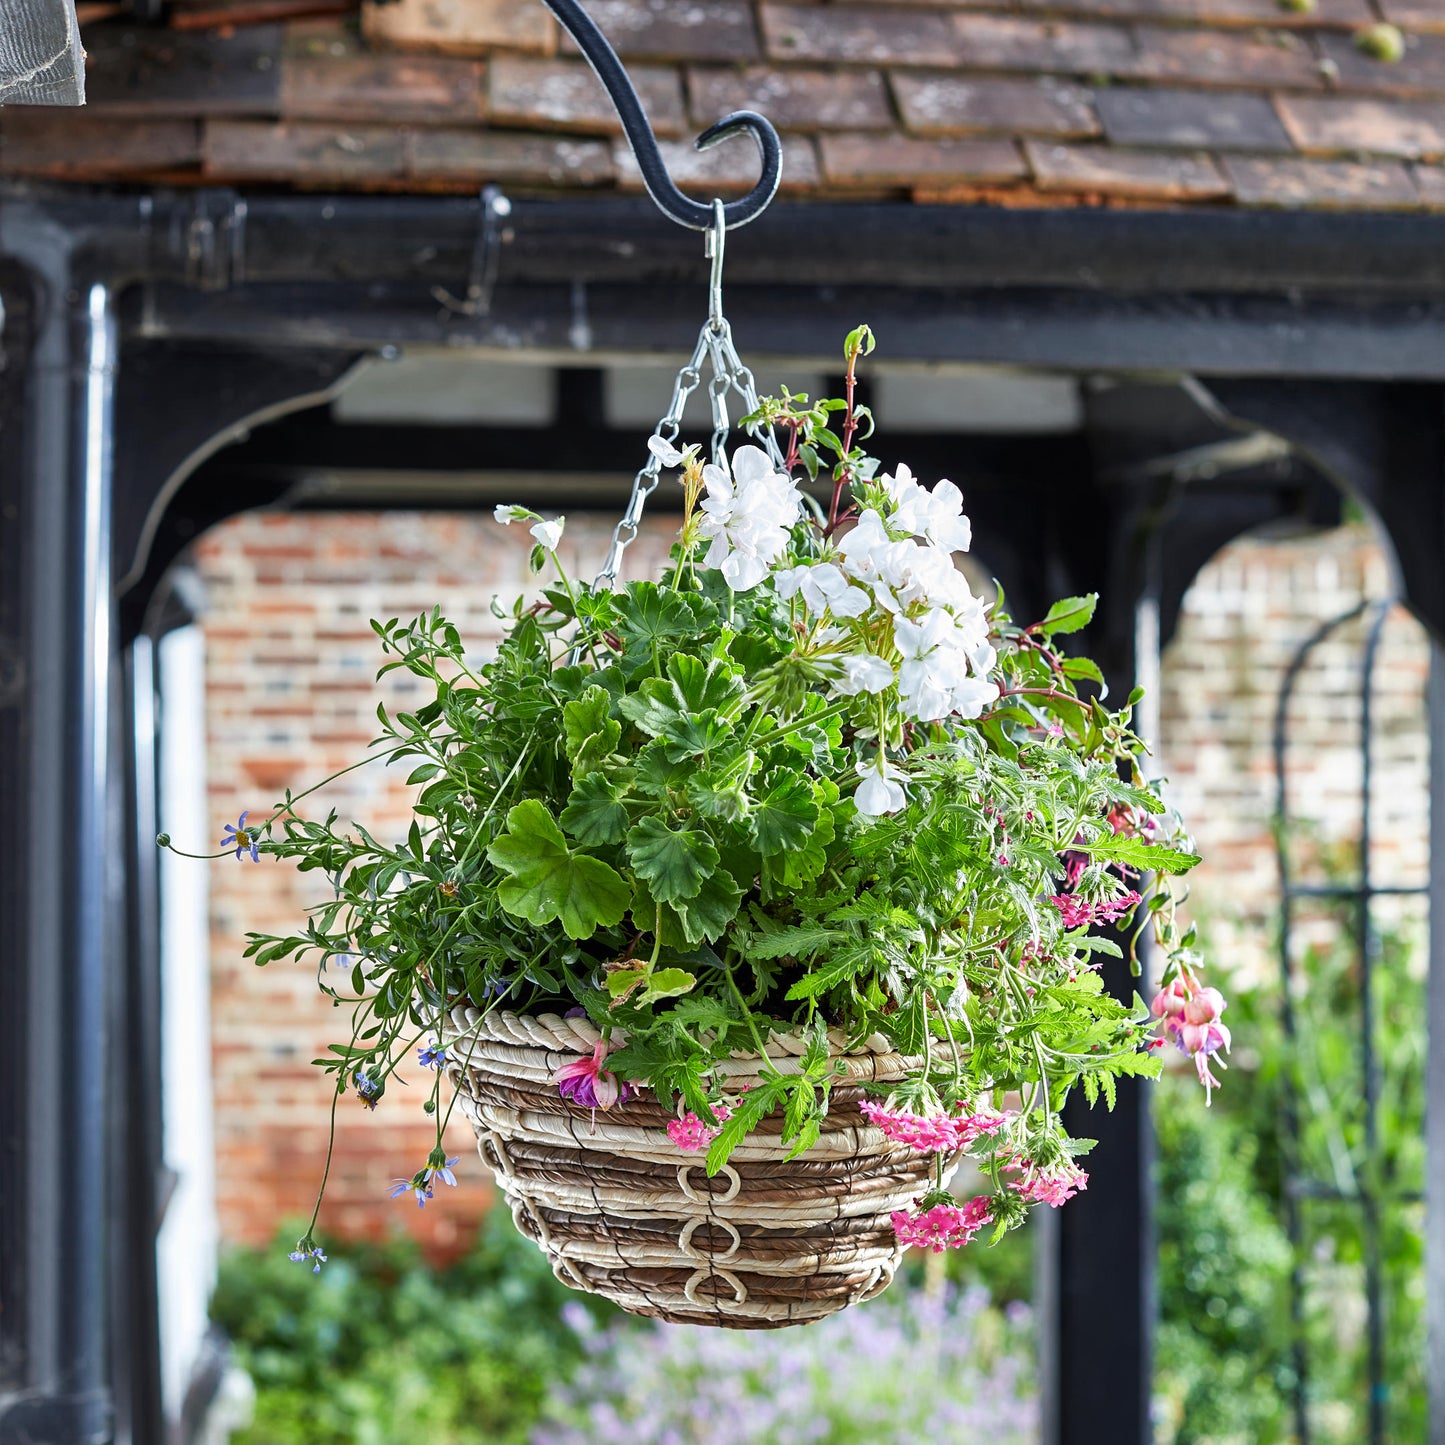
[0,232,119,1440]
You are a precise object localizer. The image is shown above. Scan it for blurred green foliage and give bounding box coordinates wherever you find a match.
[1154,907,1426,1444]
[210,1209,614,1445]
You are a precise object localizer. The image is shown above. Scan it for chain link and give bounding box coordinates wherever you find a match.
[592,211,783,589]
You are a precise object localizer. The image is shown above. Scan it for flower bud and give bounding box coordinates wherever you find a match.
[1184,987,1225,1025]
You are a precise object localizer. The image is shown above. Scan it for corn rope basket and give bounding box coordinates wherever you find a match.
[441,1006,960,1328]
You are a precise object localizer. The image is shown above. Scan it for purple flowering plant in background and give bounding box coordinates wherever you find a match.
[535,1284,1037,1445]
[163,326,1223,1287]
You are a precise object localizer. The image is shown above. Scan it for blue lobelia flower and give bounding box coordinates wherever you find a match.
[353,1069,382,1110]
[221,810,261,862]
[389,1175,433,1208]
[417,1041,447,1069]
[426,1156,460,1189]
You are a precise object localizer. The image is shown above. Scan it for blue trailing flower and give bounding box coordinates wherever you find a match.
[417,1040,447,1069]
[288,1239,327,1274]
[221,810,261,862]
[389,1174,434,1208]
[353,1068,382,1110]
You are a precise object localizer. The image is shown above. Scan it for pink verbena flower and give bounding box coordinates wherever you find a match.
[860,1100,962,1152]
[955,1106,1013,1147]
[890,1195,994,1253]
[1008,1160,1088,1207]
[666,1103,732,1152]
[553,1040,633,1111]
[1050,890,1142,929]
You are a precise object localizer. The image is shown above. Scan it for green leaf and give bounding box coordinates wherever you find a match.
[705,1081,782,1174]
[1081,836,1201,875]
[639,967,697,1006]
[751,768,818,855]
[636,866,744,946]
[560,771,630,846]
[563,685,621,770]
[614,583,703,655]
[1060,656,1106,693]
[485,800,630,939]
[1040,593,1097,636]
[784,949,872,1000]
[626,817,719,903]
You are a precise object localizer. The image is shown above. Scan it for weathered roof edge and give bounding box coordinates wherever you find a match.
[7,184,1445,298]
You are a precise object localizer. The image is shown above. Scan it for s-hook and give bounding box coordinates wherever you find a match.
[538,0,782,231]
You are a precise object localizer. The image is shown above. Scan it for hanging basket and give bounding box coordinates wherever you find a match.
[441,1006,958,1329]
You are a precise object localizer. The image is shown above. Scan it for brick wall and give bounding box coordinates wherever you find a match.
[195,511,1429,1252]
[196,510,676,1254]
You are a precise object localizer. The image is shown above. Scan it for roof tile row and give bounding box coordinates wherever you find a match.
[8,0,1445,212]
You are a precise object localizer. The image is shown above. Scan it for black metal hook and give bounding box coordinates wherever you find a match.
[538,0,782,231]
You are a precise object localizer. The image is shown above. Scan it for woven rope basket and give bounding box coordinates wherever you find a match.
[440,1005,957,1329]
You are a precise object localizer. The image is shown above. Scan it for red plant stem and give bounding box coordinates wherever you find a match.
[826,343,863,536]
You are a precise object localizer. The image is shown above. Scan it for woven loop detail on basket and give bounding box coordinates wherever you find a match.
[678,1215,742,1263]
[684,1265,750,1309]
[677,1162,741,1206]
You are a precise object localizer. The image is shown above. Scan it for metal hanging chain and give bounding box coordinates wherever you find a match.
[537,0,781,230]
[593,202,783,590]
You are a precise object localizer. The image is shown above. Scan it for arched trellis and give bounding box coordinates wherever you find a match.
[1274,599,1429,1444]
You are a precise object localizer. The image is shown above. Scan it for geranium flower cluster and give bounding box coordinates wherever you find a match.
[659,441,999,820]
[1007,1159,1089,1208]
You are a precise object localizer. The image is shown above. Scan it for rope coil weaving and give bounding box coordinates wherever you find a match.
[441,1007,959,1328]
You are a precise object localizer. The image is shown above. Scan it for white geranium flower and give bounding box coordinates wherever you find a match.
[697,445,802,592]
[900,543,976,612]
[773,562,870,618]
[854,755,907,817]
[831,652,895,696]
[530,517,565,551]
[647,435,687,468]
[885,464,973,554]
[893,608,974,722]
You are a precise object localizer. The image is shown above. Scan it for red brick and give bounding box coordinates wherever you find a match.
[1223,155,1420,208]
[1316,32,1445,101]
[489,56,685,137]
[0,113,201,176]
[571,0,760,63]
[893,72,1098,138]
[1096,87,1294,151]
[1026,139,1231,197]
[821,131,1025,185]
[1130,25,1323,89]
[410,129,615,184]
[1277,94,1445,157]
[204,120,408,181]
[762,3,960,66]
[952,14,1138,74]
[689,65,893,131]
[613,133,820,190]
[278,53,486,123]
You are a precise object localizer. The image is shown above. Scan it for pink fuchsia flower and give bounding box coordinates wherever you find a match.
[553,1040,632,1111]
[1151,974,1231,1099]
[1184,986,1226,1025]
[1050,891,1142,930]
[666,1103,732,1152]
[1008,1160,1088,1208]
[890,1194,994,1253]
